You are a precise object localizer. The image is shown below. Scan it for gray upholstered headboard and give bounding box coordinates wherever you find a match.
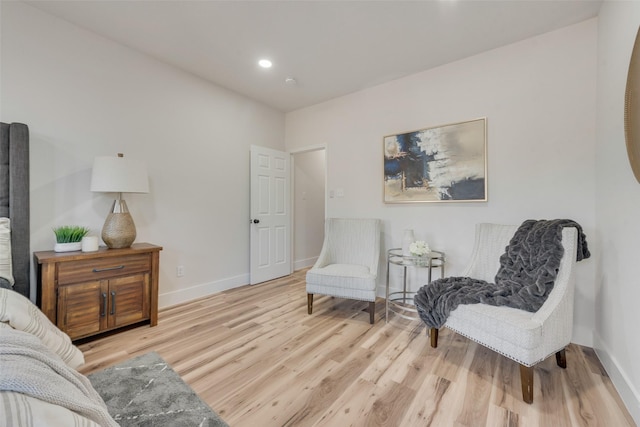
[0,122,30,298]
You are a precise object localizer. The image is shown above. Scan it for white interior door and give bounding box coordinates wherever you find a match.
[250,145,292,284]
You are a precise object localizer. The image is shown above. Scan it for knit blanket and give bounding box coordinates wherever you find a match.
[0,327,118,427]
[414,219,590,329]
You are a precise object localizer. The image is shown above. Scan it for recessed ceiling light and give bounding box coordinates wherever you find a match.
[258,59,272,69]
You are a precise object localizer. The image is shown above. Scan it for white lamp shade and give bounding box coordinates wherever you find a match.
[90,155,149,193]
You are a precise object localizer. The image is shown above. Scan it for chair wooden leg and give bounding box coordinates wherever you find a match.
[556,349,567,369]
[519,364,534,404]
[369,301,375,324]
[429,328,439,348]
[307,294,313,315]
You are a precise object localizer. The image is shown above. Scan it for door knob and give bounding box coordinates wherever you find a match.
[252,219,260,224]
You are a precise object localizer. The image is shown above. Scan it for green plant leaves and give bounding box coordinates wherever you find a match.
[52,226,91,243]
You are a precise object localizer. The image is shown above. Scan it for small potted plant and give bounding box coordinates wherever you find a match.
[53,226,91,252]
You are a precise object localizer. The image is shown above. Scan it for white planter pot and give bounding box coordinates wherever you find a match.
[54,242,82,253]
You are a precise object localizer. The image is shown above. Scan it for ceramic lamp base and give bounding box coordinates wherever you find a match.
[102,200,136,249]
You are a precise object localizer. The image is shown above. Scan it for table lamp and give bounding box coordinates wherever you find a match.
[90,153,149,249]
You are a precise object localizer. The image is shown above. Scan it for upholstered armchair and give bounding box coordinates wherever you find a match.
[306,218,381,324]
[428,223,579,403]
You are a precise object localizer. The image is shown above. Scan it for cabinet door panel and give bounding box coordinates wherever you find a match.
[58,281,107,340]
[108,273,150,328]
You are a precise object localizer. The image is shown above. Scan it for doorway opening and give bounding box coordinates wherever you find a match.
[292,147,326,271]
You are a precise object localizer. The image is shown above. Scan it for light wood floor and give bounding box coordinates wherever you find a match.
[78,269,636,427]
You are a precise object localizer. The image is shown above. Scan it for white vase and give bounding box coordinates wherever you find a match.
[54,242,82,253]
[402,229,415,256]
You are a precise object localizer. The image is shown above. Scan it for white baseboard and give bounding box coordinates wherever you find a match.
[593,331,640,424]
[294,256,317,271]
[158,273,249,309]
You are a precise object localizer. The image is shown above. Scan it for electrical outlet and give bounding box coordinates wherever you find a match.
[176,265,185,277]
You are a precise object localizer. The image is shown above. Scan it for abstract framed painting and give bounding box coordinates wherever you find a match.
[383,118,487,203]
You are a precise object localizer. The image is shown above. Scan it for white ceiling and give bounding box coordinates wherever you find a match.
[25,0,602,112]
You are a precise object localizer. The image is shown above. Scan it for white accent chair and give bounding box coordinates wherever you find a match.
[306,218,382,324]
[429,223,578,403]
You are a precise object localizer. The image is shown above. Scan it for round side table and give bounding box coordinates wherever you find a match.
[385,248,445,322]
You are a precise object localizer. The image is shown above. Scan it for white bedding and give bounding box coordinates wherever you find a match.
[0,218,13,286]
[0,289,118,427]
[0,288,84,368]
[1,391,104,427]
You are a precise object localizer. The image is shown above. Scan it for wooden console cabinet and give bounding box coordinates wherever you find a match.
[34,243,162,340]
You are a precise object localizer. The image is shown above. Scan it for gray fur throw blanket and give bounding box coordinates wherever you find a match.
[414,219,590,329]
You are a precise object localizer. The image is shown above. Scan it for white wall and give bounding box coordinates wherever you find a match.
[285,20,598,346]
[293,149,325,270]
[594,1,640,421]
[1,2,285,305]
[2,0,637,419]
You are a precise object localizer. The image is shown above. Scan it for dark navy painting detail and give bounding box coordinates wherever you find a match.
[383,118,487,203]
